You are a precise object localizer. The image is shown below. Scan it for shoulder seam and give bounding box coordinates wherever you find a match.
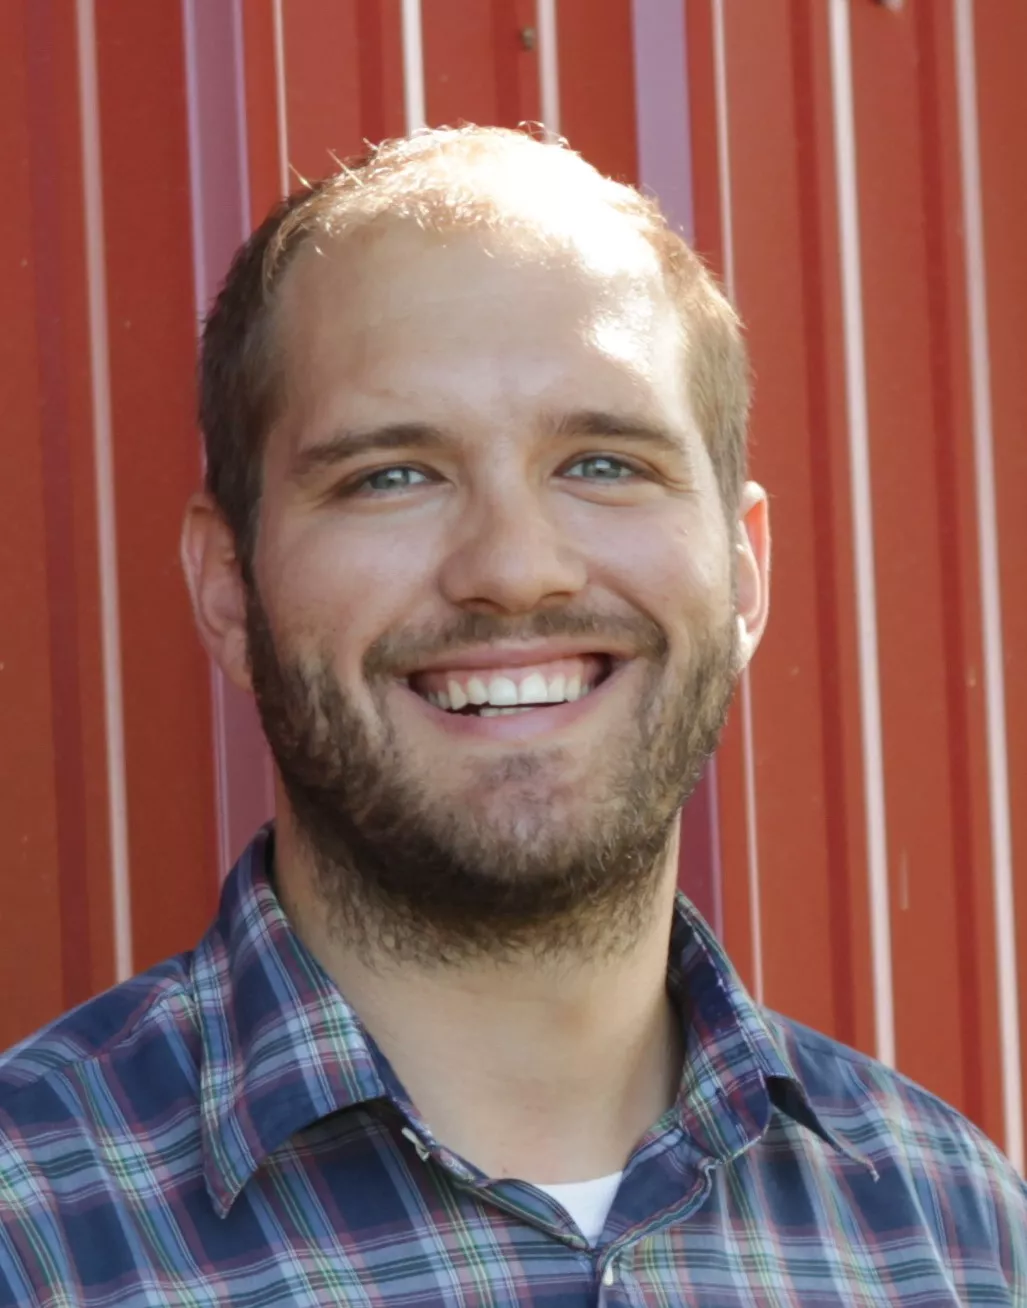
[768,1009,1004,1144]
[0,970,195,1099]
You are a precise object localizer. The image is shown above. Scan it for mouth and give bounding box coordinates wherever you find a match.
[403,652,618,719]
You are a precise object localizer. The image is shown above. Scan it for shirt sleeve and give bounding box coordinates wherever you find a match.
[975,1128,1027,1305]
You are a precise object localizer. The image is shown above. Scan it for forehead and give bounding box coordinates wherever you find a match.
[273,217,690,439]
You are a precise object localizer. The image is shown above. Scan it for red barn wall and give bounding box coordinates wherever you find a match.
[1,0,1024,1169]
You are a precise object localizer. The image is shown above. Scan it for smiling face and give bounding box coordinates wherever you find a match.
[186,212,768,962]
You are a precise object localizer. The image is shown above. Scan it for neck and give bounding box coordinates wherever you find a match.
[274,807,684,1184]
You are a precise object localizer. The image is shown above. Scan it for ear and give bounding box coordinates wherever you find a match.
[734,481,770,671]
[180,492,253,694]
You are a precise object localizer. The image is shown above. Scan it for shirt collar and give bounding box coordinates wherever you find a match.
[196,828,866,1214]
[195,826,399,1216]
[668,893,869,1171]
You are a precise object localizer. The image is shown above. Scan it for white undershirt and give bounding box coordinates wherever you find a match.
[534,1172,623,1244]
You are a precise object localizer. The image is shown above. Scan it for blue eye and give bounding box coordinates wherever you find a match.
[362,466,431,492]
[563,455,635,481]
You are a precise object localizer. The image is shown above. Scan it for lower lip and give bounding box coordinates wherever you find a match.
[398,664,627,743]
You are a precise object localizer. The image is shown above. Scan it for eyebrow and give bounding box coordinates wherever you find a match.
[290,423,445,481]
[550,409,685,457]
[289,409,686,482]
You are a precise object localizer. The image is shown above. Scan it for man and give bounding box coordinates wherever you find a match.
[0,126,1023,1306]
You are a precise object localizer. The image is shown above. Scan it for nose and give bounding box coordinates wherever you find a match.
[438,484,588,616]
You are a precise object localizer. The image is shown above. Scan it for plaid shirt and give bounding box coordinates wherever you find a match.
[0,827,1024,1306]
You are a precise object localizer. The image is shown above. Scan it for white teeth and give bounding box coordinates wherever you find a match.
[517,672,549,705]
[480,705,532,717]
[487,676,519,706]
[546,673,566,703]
[427,666,595,713]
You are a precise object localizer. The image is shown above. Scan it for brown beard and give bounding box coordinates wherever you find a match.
[246,596,739,966]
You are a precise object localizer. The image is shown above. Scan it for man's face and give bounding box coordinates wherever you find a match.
[240,218,757,959]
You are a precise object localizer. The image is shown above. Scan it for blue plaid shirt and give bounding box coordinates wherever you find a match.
[0,826,1024,1305]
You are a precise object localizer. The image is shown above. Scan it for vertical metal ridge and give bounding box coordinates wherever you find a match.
[537,0,561,137]
[182,0,253,883]
[953,0,1022,1172]
[272,0,290,193]
[75,0,133,981]
[827,0,894,1066]
[231,0,251,228]
[401,0,425,132]
[630,0,692,237]
[739,674,764,1003]
[710,0,735,295]
[711,0,763,1001]
[182,0,207,302]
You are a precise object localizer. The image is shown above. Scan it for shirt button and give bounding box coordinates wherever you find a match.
[400,1126,431,1162]
[602,1263,615,1287]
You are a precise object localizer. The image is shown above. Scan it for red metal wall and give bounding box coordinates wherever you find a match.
[686,0,1027,1164]
[1,0,1024,1167]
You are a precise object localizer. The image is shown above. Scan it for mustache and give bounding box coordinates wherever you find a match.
[363,608,669,678]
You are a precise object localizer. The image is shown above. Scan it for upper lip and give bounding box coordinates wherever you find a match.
[398,639,633,676]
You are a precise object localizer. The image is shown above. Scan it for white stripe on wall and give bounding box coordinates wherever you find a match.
[711,0,735,297]
[181,0,223,873]
[75,0,134,982]
[738,678,764,1002]
[828,0,895,1066]
[711,0,764,1001]
[953,0,1022,1173]
[401,0,426,132]
[182,0,208,303]
[630,0,692,240]
[182,0,252,881]
[231,0,251,226]
[272,0,290,194]
[537,0,561,138]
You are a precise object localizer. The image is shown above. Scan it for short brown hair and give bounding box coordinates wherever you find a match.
[199,126,750,579]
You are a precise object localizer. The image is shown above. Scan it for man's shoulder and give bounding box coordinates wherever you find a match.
[768,1008,987,1131]
[765,1008,1027,1210]
[0,953,197,1106]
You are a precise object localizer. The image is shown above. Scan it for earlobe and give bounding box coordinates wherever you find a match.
[733,482,771,672]
[180,493,253,694]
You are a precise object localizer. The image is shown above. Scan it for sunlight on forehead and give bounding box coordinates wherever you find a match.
[586,279,688,425]
[538,205,662,292]
[432,144,663,281]
[589,286,671,362]
[556,207,660,280]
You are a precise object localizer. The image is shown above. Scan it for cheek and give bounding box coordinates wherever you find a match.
[257,514,440,678]
[572,502,733,629]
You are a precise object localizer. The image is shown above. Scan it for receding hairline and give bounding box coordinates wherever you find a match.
[198,126,750,573]
[256,159,691,421]
[271,197,675,338]
[262,127,657,285]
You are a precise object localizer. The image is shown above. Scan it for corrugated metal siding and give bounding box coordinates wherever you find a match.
[0,0,1023,1167]
[685,0,1027,1166]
